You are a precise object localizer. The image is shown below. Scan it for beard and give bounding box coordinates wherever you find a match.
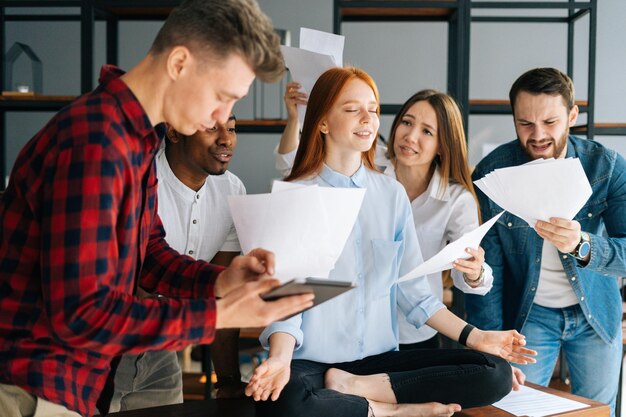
[521,128,569,160]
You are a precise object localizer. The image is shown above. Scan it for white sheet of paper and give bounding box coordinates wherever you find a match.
[280,46,336,127]
[398,212,504,283]
[271,180,308,193]
[228,186,330,280]
[492,385,589,417]
[300,27,344,67]
[271,180,365,262]
[228,184,365,282]
[474,158,592,227]
[316,186,366,259]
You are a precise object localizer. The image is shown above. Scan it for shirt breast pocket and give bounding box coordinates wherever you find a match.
[495,212,529,255]
[371,239,402,294]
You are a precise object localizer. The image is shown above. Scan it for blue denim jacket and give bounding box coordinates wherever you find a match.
[466,136,626,345]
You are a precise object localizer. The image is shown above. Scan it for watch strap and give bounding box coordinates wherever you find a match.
[570,232,590,260]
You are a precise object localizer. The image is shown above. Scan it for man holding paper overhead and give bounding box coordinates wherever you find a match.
[465,67,626,416]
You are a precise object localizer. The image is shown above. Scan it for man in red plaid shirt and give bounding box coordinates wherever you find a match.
[0,1,313,416]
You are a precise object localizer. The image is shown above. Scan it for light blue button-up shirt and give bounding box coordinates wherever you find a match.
[260,164,446,363]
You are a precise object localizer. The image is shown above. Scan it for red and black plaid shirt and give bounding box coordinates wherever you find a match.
[0,65,223,416]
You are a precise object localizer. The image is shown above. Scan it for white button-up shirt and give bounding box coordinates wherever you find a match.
[384,164,494,344]
[155,148,245,260]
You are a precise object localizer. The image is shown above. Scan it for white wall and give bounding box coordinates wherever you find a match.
[4,1,626,193]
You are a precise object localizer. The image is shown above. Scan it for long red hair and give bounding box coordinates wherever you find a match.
[285,67,380,182]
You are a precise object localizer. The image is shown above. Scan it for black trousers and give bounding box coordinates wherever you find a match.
[399,334,440,350]
[256,349,512,417]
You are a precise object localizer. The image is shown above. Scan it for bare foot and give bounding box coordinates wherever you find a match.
[324,368,352,393]
[324,368,396,403]
[368,399,462,417]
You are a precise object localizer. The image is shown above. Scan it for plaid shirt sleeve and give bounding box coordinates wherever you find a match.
[40,131,220,356]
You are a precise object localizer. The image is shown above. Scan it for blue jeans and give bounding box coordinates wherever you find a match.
[516,303,622,417]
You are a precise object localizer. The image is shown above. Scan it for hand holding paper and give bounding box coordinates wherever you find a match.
[280,46,336,127]
[473,158,592,227]
[398,212,504,283]
[281,28,345,126]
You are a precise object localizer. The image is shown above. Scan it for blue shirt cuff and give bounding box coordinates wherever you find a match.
[259,320,304,351]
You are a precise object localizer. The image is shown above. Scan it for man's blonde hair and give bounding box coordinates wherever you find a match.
[150,0,285,83]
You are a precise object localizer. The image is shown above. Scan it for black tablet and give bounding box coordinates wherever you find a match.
[261,277,355,313]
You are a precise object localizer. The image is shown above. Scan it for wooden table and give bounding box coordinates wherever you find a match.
[456,383,609,417]
[108,383,609,417]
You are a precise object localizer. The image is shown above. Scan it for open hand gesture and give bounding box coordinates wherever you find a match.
[246,356,291,401]
[467,328,537,365]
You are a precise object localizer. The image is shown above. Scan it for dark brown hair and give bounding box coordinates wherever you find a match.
[509,67,575,112]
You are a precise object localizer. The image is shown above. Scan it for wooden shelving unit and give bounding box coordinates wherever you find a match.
[333,1,611,139]
[0,1,288,189]
[334,0,470,122]
[572,123,626,136]
[468,1,599,137]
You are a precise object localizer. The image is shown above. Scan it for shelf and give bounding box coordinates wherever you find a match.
[0,95,75,111]
[236,119,286,134]
[469,99,589,115]
[0,97,286,133]
[94,1,180,20]
[337,1,459,22]
[572,123,626,136]
[1,1,180,21]
[471,1,594,10]
[1,1,80,6]
[102,7,174,19]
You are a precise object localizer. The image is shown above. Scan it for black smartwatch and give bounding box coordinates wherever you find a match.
[570,231,591,261]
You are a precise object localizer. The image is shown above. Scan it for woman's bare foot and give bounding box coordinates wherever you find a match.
[325,369,461,416]
[324,368,396,403]
[368,399,462,417]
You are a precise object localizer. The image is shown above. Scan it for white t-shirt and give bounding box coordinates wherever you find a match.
[533,240,579,308]
[155,148,246,261]
[384,165,494,344]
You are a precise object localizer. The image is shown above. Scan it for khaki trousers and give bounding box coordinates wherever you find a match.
[0,384,80,417]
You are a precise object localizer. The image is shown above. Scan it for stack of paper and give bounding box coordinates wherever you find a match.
[398,212,503,283]
[492,385,589,417]
[474,158,592,227]
[227,181,364,283]
[280,28,345,126]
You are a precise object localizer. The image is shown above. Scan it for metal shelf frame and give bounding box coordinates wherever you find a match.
[469,0,597,138]
[0,1,616,189]
[333,0,471,128]
[333,0,601,140]
[0,0,288,190]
